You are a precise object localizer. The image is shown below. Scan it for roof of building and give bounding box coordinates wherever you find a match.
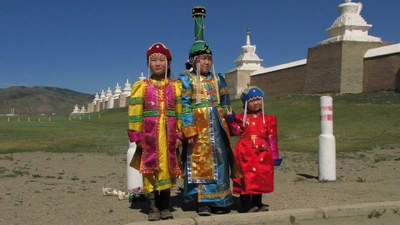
[251,59,307,76]
[364,43,400,58]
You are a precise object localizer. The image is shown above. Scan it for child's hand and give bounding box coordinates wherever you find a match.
[187,136,197,145]
[225,106,235,122]
[136,141,144,149]
[175,139,182,148]
[225,107,233,116]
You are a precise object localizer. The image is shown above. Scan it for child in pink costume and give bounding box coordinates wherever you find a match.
[227,86,280,213]
[128,43,183,221]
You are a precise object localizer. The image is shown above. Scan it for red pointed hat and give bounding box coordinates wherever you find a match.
[146,42,172,61]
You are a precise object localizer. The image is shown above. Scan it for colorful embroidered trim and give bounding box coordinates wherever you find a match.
[191,102,220,108]
[199,189,232,199]
[155,178,173,187]
[143,110,176,117]
[182,107,192,114]
[219,87,228,95]
[129,115,143,123]
[130,97,144,105]
[149,77,170,89]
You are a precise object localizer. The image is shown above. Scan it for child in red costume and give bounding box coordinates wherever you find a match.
[227,86,280,213]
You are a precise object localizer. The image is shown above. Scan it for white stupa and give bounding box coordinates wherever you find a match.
[225,29,265,99]
[106,86,113,101]
[72,104,80,113]
[319,0,381,45]
[229,28,264,72]
[114,82,122,99]
[138,70,146,81]
[123,79,131,96]
[100,89,106,101]
[93,91,99,105]
[80,106,86,113]
[70,104,86,115]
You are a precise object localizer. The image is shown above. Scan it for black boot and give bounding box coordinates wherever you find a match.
[238,194,258,213]
[147,192,160,221]
[252,194,269,211]
[159,190,173,219]
[198,203,211,216]
[210,206,230,214]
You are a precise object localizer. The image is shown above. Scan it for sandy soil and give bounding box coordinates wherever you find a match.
[1,149,399,225]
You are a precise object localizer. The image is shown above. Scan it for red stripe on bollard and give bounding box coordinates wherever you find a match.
[321,114,333,121]
[321,106,333,111]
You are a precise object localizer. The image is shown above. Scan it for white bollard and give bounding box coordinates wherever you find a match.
[318,96,336,181]
[127,142,143,191]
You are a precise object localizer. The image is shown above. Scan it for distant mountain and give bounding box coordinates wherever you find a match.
[0,86,93,116]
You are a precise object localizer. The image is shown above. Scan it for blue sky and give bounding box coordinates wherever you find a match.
[1,0,399,95]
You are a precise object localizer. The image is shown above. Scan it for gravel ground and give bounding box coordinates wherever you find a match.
[1,149,399,225]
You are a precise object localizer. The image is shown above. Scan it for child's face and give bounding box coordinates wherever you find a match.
[195,54,213,75]
[247,98,262,112]
[149,54,170,76]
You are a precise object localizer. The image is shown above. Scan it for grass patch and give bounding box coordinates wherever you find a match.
[374,154,393,163]
[2,169,30,178]
[367,208,386,218]
[1,93,399,154]
[289,215,297,224]
[356,177,366,183]
[0,155,14,161]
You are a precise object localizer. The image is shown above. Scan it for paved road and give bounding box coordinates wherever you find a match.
[127,201,400,225]
[265,214,400,225]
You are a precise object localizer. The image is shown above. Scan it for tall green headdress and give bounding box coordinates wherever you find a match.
[189,6,212,65]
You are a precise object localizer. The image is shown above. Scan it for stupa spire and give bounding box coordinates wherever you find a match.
[231,29,264,70]
[246,28,251,45]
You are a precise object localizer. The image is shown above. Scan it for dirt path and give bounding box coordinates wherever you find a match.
[1,149,399,224]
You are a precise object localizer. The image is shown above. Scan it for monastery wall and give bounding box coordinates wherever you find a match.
[251,65,306,95]
[340,41,391,93]
[119,95,129,108]
[303,42,343,93]
[247,41,399,95]
[364,53,400,92]
[87,103,94,113]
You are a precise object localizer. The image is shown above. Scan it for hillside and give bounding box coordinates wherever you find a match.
[0,86,93,116]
